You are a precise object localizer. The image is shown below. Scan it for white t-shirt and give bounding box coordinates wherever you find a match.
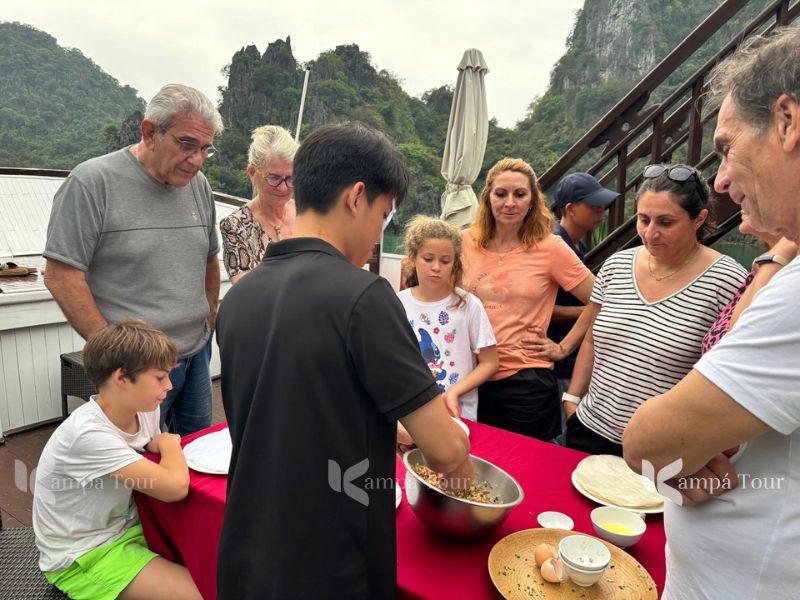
[397,288,496,420]
[663,258,800,600]
[32,398,161,571]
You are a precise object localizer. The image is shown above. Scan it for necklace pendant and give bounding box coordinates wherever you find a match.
[498,259,504,267]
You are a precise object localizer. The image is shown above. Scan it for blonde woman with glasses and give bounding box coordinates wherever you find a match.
[220,125,299,283]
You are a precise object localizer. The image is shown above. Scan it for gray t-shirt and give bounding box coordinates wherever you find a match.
[45,147,219,357]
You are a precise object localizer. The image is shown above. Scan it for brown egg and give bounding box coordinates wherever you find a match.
[534,543,558,567]
[540,558,566,583]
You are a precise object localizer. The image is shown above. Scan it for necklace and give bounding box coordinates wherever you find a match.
[492,241,519,266]
[648,243,700,281]
[272,224,282,242]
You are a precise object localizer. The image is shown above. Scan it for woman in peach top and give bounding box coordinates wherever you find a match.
[461,158,595,440]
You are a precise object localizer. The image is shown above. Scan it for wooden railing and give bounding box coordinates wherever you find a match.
[538,0,800,270]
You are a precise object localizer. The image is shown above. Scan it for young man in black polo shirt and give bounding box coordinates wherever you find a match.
[216,122,473,599]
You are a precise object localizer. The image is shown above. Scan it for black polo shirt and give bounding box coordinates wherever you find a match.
[216,237,439,600]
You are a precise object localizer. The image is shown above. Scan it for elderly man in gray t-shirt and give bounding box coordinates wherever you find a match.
[44,83,223,435]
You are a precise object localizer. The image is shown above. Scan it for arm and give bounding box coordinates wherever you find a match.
[729,238,797,328]
[230,271,248,284]
[551,304,584,324]
[623,369,769,505]
[529,286,599,362]
[441,345,499,416]
[563,315,598,418]
[400,396,473,486]
[44,259,107,339]
[205,255,221,332]
[110,433,190,502]
[555,274,595,355]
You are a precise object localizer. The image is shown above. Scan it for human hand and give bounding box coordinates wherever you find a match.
[397,422,415,454]
[768,237,798,263]
[523,327,565,361]
[146,432,182,454]
[442,391,461,418]
[439,456,475,493]
[668,452,738,507]
[563,401,578,419]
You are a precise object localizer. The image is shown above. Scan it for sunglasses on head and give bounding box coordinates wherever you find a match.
[643,164,708,204]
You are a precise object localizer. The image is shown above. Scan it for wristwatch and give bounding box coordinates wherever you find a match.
[562,392,582,405]
[752,253,790,269]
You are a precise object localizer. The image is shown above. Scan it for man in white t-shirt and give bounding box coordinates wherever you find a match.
[622,28,800,600]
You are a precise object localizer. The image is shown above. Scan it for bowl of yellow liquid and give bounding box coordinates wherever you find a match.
[590,506,646,548]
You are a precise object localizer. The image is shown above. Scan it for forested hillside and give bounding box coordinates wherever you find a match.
[0,22,145,169]
[1,0,771,236]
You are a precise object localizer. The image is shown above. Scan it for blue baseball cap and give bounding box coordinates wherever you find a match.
[554,173,618,208]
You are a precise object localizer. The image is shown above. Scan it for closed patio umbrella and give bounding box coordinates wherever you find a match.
[440,49,489,228]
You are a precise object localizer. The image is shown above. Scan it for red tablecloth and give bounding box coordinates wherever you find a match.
[136,421,666,599]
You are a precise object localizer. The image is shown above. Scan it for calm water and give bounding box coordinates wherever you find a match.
[713,241,760,270]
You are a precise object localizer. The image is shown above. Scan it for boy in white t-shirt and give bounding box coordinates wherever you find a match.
[33,319,201,600]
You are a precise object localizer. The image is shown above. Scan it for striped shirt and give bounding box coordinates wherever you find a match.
[576,247,747,443]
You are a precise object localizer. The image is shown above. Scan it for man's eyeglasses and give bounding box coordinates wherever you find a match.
[382,198,397,233]
[256,169,293,189]
[170,134,217,158]
[642,163,708,203]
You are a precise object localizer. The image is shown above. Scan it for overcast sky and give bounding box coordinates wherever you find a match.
[5,0,585,128]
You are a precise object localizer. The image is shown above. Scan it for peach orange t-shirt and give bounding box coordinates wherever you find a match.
[461,229,590,379]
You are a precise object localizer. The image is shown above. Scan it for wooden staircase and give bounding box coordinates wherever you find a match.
[537,0,800,271]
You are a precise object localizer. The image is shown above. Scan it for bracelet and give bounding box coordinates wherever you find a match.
[562,392,582,405]
[752,253,790,270]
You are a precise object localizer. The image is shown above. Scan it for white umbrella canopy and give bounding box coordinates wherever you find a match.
[440,49,489,228]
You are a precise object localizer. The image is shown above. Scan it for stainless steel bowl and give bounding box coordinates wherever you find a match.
[403,448,524,540]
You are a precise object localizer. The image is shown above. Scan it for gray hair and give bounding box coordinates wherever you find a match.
[144,83,224,135]
[708,27,800,134]
[247,125,298,168]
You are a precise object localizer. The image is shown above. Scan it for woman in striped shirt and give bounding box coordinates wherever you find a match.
[560,164,747,455]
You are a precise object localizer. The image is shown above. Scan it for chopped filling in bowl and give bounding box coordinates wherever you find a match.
[412,464,501,504]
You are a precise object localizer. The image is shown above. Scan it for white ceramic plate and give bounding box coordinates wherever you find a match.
[183,428,231,475]
[452,417,470,437]
[571,470,664,515]
[186,459,228,475]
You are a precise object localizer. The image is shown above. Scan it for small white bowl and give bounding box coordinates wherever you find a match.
[558,534,611,574]
[536,511,574,530]
[590,506,646,548]
[560,557,607,587]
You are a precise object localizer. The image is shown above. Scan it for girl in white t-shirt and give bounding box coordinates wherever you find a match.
[397,216,498,420]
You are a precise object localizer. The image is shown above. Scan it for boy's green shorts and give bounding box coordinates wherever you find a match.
[45,524,157,600]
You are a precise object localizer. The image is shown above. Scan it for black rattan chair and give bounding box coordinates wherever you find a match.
[0,514,67,599]
[60,350,96,418]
